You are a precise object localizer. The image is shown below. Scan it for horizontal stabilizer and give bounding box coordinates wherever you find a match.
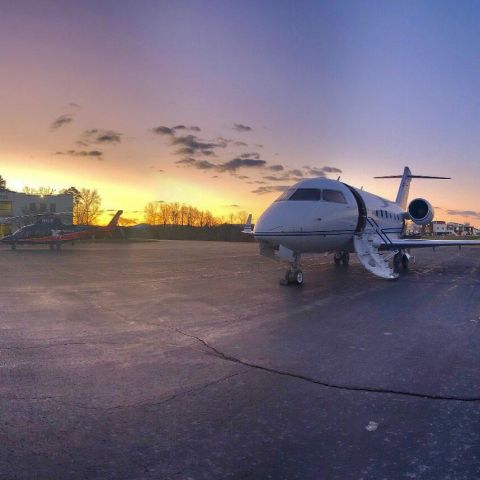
[374,175,451,179]
[374,166,450,210]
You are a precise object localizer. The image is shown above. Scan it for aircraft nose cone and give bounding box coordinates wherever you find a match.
[254,203,285,233]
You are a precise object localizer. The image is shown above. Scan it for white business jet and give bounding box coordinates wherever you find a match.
[243,166,480,283]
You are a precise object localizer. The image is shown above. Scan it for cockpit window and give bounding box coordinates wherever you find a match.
[276,188,321,201]
[289,188,322,201]
[275,189,295,201]
[322,189,347,204]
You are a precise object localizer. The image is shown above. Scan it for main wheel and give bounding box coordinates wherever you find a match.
[334,253,342,266]
[292,269,304,285]
[341,252,350,266]
[401,254,409,269]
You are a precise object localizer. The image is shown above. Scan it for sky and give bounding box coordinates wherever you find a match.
[1,0,480,224]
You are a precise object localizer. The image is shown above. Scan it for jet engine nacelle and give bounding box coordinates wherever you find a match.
[408,198,434,225]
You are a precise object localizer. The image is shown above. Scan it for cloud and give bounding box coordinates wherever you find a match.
[79,129,122,145]
[261,165,343,183]
[239,152,260,160]
[176,156,266,172]
[233,123,252,132]
[152,126,174,135]
[233,141,248,147]
[153,126,226,157]
[56,150,103,159]
[446,209,480,219]
[50,114,74,130]
[251,185,290,195]
[171,135,223,157]
[220,158,266,172]
[153,125,201,135]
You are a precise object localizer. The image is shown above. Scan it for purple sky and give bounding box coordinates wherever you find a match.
[1,1,480,222]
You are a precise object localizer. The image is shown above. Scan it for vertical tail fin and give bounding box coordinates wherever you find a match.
[242,214,253,234]
[395,167,412,210]
[374,167,450,210]
[108,210,123,227]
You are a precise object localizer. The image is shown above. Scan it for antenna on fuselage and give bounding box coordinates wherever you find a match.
[337,176,341,181]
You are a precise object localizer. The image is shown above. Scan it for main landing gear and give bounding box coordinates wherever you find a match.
[282,253,304,286]
[334,251,350,266]
[393,251,409,272]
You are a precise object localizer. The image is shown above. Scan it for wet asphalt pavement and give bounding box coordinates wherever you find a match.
[1,241,480,480]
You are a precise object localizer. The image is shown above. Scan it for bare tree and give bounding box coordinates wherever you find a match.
[144,202,161,224]
[170,202,180,225]
[159,203,171,226]
[236,211,249,224]
[0,175,6,190]
[76,189,102,225]
[60,186,81,224]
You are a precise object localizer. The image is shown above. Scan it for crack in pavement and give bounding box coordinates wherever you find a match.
[175,328,480,403]
[1,371,247,411]
[0,341,123,351]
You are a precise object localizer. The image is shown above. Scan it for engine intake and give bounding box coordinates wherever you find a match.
[408,198,434,225]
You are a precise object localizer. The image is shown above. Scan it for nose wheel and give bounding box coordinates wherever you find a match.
[284,268,304,285]
[280,252,304,286]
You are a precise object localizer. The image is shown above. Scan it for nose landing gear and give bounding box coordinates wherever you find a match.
[281,252,304,286]
[284,268,304,285]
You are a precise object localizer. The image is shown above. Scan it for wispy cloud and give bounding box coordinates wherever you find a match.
[233,123,252,132]
[78,129,122,146]
[446,209,480,219]
[55,150,103,159]
[50,114,74,131]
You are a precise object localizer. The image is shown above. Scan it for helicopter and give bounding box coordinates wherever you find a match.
[1,210,123,250]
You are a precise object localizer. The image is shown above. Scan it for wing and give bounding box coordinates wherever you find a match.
[384,238,480,250]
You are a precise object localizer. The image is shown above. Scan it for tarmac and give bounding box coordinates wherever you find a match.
[1,240,480,480]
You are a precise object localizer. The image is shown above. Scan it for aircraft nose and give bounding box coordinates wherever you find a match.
[254,203,285,233]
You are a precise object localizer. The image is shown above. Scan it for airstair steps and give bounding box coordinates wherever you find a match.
[353,219,399,280]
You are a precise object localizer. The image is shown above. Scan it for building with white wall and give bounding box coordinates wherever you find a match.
[0,190,73,237]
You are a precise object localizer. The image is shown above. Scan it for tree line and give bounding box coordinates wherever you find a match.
[143,202,248,227]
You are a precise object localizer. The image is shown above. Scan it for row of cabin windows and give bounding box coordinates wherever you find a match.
[374,210,402,221]
[276,188,347,204]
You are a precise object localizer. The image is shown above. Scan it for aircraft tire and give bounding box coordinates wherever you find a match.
[285,269,304,285]
[341,252,350,266]
[401,254,409,270]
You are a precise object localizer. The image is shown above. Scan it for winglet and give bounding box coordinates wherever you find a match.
[242,214,253,234]
[108,210,123,227]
